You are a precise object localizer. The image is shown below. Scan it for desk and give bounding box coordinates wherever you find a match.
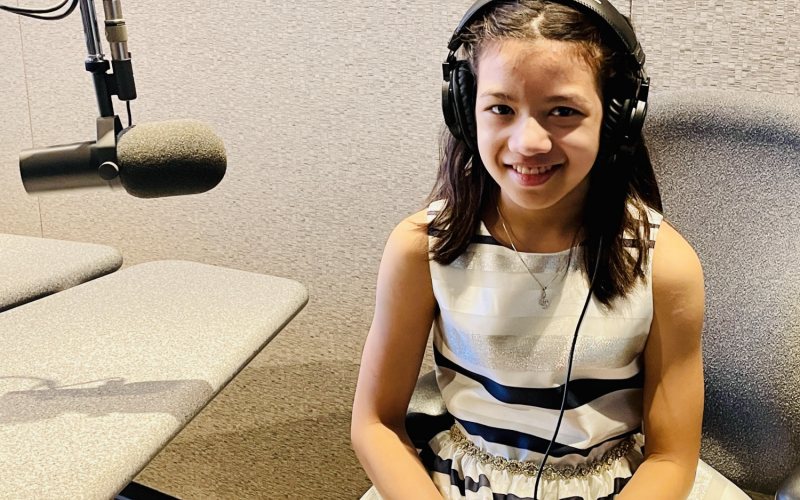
[0,260,308,500]
[0,233,122,312]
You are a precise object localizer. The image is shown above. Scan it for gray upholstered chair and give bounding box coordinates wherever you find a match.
[407,91,800,500]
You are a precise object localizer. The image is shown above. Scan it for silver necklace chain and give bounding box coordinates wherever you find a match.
[495,205,570,309]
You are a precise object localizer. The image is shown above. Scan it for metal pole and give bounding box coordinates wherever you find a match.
[79,0,105,63]
[79,0,115,116]
[102,0,137,101]
[102,0,127,61]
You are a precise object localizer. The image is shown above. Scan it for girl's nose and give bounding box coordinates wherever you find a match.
[508,116,552,155]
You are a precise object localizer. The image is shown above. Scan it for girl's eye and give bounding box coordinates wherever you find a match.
[552,106,579,117]
[489,104,513,115]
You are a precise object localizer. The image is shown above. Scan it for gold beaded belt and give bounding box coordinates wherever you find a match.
[447,425,636,480]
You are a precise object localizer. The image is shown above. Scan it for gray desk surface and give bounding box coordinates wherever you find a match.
[0,233,122,312]
[0,260,308,500]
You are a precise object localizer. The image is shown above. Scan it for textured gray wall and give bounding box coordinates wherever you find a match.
[0,3,40,236]
[0,0,798,498]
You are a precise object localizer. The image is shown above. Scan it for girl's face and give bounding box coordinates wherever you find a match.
[475,38,604,215]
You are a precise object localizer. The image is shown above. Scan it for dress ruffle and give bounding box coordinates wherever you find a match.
[359,428,751,500]
[426,429,644,500]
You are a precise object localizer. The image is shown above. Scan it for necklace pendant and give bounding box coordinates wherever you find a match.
[539,289,550,309]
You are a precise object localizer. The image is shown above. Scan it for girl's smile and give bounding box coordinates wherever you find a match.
[507,162,563,186]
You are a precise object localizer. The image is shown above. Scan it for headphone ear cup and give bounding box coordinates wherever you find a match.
[623,99,648,153]
[452,61,479,152]
[442,70,461,141]
[599,96,631,163]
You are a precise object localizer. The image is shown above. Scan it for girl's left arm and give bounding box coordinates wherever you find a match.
[616,220,705,500]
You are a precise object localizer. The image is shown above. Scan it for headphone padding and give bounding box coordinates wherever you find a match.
[599,96,628,163]
[453,62,479,152]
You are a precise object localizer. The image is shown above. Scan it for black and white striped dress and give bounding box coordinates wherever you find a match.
[361,201,749,500]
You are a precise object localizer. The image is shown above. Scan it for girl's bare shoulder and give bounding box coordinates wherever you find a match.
[384,208,431,264]
[650,220,704,340]
[652,220,703,294]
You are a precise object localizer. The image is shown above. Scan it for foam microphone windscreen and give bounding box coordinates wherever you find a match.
[117,119,227,198]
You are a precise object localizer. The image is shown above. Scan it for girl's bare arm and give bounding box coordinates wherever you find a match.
[351,209,444,500]
[617,220,705,500]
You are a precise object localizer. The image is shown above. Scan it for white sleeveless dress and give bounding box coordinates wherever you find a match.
[360,201,750,500]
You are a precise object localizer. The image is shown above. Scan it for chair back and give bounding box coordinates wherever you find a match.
[644,90,800,494]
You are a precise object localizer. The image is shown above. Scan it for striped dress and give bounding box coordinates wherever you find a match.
[360,201,750,500]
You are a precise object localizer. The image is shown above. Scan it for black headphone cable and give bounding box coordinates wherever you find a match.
[0,0,78,20]
[533,235,603,500]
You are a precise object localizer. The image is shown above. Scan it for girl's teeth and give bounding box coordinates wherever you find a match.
[514,164,554,175]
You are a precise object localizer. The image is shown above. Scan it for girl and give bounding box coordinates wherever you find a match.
[351,1,751,499]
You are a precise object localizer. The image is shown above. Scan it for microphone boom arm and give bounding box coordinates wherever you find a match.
[78,0,136,119]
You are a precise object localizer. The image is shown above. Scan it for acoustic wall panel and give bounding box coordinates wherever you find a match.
[633,0,800,93]
[0,4,42,236]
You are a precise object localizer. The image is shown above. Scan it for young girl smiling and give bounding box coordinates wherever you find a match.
[352,1,751,499]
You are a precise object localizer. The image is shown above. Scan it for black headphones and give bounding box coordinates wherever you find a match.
[442,0,650,163]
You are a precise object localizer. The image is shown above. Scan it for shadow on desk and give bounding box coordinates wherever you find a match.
[0,377,214,424]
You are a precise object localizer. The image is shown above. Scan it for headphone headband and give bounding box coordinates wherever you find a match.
[447,0,645,69]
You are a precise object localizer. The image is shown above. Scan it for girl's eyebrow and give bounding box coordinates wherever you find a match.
[479,91,517,102]
[479,91,592,108]
[544,93,592,107]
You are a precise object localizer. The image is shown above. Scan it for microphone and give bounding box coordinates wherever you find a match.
[19,118,227,198]
[14,0,227,199]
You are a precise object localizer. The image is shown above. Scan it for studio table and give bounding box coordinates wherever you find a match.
[0,260,308,500]
[0,233,122,312]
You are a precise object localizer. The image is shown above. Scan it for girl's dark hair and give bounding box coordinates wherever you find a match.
[427,0,662,309]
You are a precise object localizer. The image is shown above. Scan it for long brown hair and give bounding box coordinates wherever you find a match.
[427,0,662,309]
